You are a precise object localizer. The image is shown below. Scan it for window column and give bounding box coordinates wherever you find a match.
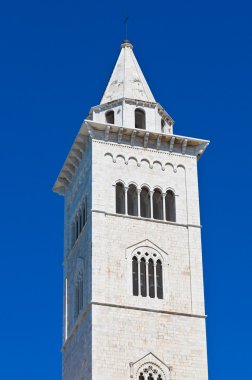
[137,258,141,296]
[146,260,149,297]
[150,190,153,219]
[137,188,141,217]
[125,186,128,215]
[154,262,157,298]
[162,193,166,221]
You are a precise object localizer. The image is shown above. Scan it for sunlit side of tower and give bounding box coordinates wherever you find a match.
[53,40,209,380]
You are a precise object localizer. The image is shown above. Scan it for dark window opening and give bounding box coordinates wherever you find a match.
[156,260,163,299]
[127,184,138,216]
[148,258,155,298]
[135,108,146,129]
[140,187,151,218]
[116,182,125,214]
[153,189,163,220]
[105,110,114,124]
[132,256,139,296]
[161,118,165,132]
[140,258,147,297]
[165,190,176,222]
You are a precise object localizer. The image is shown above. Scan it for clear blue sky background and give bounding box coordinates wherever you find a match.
[0,0,251,379]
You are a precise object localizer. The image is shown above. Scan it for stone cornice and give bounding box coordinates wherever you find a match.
[92,209,202,229]
[62,301,207,352]
[53,120,209,195]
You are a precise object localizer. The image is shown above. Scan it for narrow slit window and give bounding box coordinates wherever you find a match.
[148,258,155,298]
[140,258,147,297]
[116,182,125,214]
[105,110,114,124]
[132,256,139,296]
[75,218,79,240]
[82,203,86,228]
[156,260,163,299]
[75,271,84,318]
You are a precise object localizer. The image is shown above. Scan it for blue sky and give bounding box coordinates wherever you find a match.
[0,0,251,378]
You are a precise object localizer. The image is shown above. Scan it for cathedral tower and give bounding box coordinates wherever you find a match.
[53,40,209,380]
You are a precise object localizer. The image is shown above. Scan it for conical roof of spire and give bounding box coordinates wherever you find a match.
[100,40,156,104]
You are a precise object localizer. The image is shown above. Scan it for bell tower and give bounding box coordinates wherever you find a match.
[53,40,209,380]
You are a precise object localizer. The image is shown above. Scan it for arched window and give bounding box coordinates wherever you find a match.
[75,271,84,318]
[140,258,147,297]
[165,190,176,222]
[139,374,145,380]
[153,189,163,220]
[132,256,139,296]
[140,187,151,218]
[161,118,165,132]
[156,260,163,299]
[127,184,138,216]
[105,110,114,124]
[148,375,154,380]
[135,108,146,129]
[116,182,125,214]
[148,258,155,298]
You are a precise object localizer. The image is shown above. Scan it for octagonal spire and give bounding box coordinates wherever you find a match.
[100,40,156,104]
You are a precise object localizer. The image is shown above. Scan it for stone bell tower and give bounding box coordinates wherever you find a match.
[53,40,209,380]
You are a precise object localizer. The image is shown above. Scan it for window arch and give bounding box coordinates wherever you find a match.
[132,256,139,296]
[116,182,125,214]
[105,110,114,124]
[140,187,151,218]
[165,190,176,222]
[135,108,146,129]
[153,189,163,220]
[127,184,138,216]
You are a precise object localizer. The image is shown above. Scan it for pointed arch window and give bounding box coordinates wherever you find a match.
[140,187,151,218]
[153,189,163,220]
[132,256,139,296]
[140,258,147,297]
[156,260,163,299]
[105,110,114,124]
[135,108,146,130]
[116,182,125,214]
[165,190,176,222]
[139,374,145,380]
[128,184,138,216]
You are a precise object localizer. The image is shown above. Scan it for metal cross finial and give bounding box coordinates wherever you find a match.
[124,16,129,40]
